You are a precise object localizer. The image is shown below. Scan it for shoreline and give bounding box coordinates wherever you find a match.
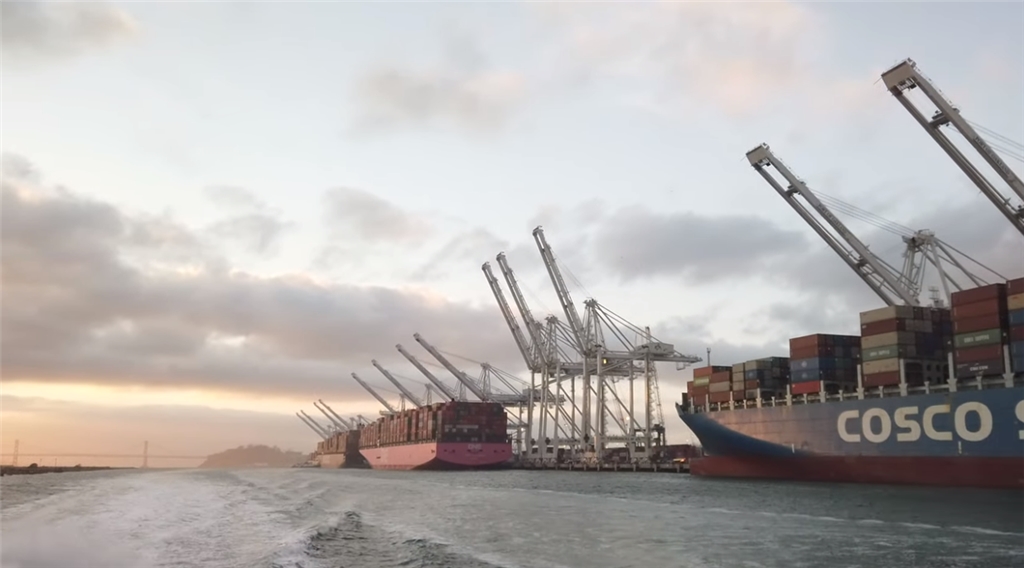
[0,465,135,477]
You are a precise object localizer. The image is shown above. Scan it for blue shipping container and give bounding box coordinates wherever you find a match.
[1009,309,1024,327]
[791,368,856,383]
[1011,340,1024,358]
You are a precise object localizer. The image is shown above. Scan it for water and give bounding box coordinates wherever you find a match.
[2,469,1022,568]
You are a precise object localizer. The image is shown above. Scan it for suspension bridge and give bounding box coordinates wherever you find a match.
[1,440,208,468]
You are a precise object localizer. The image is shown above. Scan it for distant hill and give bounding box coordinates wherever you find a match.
[199,444,306,468]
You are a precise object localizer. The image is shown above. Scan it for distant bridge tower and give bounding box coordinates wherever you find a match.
[142,441,149,469]
[12,439,19,467]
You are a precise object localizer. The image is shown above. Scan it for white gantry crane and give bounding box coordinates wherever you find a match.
[318,399,357,430]
[297,412,329,440]
[395,344,459,401]
[881,58,1024,237]
[313,401,347,430]
[298,410,333,437]
[371,360,424,407]
[350,372,398,415]
[412,333,530,453]
[746,143,1002,307]
[530,226,701,462]
[483,257,580,460]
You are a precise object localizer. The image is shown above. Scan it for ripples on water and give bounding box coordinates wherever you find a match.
[1,468,1021,568]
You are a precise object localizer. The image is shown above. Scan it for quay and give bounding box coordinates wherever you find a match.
[509,460,690,474]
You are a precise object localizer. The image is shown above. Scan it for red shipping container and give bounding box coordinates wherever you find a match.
[791,381,821,395]
[708,391,731,404]
[744,379,760,389]
[952,299,1006,320]
[954,343,1004,363]
[790,345,836,360]
[1007,277,1024,295]
[790,334,825,350]
[1012,326,1024,341]
[863,371,900,388]
[951,283,1006,307]
[710,371,732,383]
[954,313,1007,335]
[861,318,910,336]
[693,365,730,378]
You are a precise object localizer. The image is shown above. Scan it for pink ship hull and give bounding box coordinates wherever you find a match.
[359,441,512,470]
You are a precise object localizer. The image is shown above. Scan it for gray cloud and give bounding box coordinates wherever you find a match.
[323,187,432,244]
[1,0,137,60]
[1,156,522,401]
[204,186,291,256]
[591,206,808,283]
[350,32,526,134]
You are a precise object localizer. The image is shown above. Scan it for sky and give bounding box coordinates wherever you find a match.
[3,0,1023,466]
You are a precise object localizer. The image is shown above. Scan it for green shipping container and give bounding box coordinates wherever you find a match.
[692,376,710,386]
[953,328,1004,349]
[862,344,916,362]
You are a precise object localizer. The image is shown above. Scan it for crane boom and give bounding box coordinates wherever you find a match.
[300,410,332,437]
[351,372,398,413]
[372,359,424,407]
[881,59,1024,236]
[396,344,458,400]
[746,143,921,306]
[495,253,549,367]
[532,227,588,353]
[318,399,353,429]
[413,333,490,400]
[296,412,329,439]
[313,401,345,430]
[482,261,535,370]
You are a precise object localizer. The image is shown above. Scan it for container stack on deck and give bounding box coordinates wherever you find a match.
[738,357,790,400]
[952,283,1010,380]
[859,305,950,388]
[689,366,730,406]
[788,334,860,395]
[438,401,507,443]
[697,367,730,404]
[1009,277,1024,375]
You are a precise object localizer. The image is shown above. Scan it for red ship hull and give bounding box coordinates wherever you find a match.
[690,456,1024,489]
[359,441,512,471]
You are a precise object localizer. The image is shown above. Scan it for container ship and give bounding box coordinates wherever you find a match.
[314,401,512,470]
[676,279,1024,489]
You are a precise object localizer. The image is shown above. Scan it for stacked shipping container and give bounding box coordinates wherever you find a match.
[1010,277,1024,374]
[859,305,950,388]
[739,357,790,400]
[356,401,507,449]
[789,334,860,395]
[951,283,1010,379]
[689,366,730,406]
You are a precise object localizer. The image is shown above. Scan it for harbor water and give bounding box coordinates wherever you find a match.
[1,468,1021,568]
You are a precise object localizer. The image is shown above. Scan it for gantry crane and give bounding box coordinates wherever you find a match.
[529,226,700,460]
[414,333,489,400]
[747,143,998,307]
[881,58,1024,236]
[296,412,329,439]
[318,399,355,429]
[371,360,424,407]
[299,410,333,437]
[313,401,346,430]
[350,372,398,415]
[395,344,458,401]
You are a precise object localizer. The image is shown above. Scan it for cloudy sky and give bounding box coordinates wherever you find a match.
[3,1,1022,465]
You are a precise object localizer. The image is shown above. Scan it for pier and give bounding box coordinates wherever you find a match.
[510,460,689,474]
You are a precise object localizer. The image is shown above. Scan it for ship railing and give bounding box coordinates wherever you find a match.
[694,374,1022,414]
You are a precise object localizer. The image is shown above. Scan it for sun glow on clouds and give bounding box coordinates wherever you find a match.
[0,383,302,415]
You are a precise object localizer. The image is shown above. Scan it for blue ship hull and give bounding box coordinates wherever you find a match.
[676,385,1024,488]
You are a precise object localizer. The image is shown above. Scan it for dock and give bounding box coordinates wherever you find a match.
[510,461,689,474]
